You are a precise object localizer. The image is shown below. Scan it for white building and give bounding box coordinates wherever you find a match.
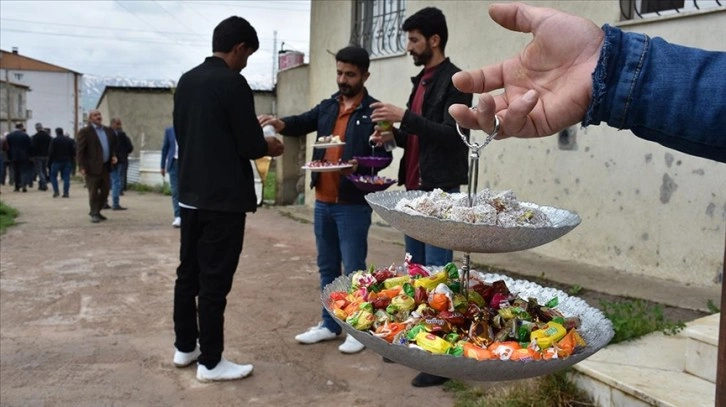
[0,48,82,136]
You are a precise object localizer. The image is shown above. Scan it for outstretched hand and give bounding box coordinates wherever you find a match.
[449,2,605,139]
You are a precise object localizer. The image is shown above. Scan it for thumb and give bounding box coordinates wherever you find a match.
[488,2,538,34]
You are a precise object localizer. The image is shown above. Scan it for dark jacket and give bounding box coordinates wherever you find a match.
[31,130,51,158]
[114,130,134,164]
[6,130,32,163]
[280,90,392,205]
[173,56,268,213]
[49,134,76,163]
[394,58,471,190]
[76,125,118,176]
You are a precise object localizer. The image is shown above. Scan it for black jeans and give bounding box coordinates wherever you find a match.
[173,207,246,369]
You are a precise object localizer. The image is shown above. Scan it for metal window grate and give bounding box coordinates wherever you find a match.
[351,0,407,57]
[620,0,723,20]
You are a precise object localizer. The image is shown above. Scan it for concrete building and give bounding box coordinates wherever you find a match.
[0,48,82,136]
[275,0,726,288]
[0,79,31,132]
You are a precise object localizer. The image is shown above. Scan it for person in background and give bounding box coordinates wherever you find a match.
[76,110,117,223]
[161,125,180,228]
[109,117,133,210]
[448,2,725,162]
[30,122,51,191]
[0,132,8,186]
[369,7,471,388]
[48,127,75,198]
[172,15,284,383]
[259,46,392,356]
[6,123,32,193]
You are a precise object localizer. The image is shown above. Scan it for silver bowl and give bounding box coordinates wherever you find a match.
[365,190,581,253]
[322,271,613,382]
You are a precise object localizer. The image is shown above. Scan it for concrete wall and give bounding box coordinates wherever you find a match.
[0,69,81,136]
[276,64,310,204]
[96,89,174,157]
[306,1,726,287]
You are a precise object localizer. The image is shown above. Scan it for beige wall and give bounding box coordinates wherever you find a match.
[97,89,174,156]
[307,1,726,287]
[276,64,310,204]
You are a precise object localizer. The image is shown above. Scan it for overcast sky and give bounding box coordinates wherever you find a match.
[0,0,311,87]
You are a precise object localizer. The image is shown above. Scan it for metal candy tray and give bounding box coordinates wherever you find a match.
[322,270,614,382]
[365,190,581,253]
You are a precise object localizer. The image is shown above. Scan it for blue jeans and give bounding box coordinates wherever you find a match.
[314,201,372,333]
[33,157,49,189]
[110,163,126,207]
[168,160,180,217]
[404,187,460,267]
[50,161,72,196]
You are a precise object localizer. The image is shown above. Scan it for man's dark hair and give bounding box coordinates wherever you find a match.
[55,127,64,136]
[213,16,259,53]
[14,123,24,130]
[335,46,370,73]
[402,7,448,51]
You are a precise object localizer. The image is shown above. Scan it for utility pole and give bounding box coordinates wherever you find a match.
[271,30,277,89]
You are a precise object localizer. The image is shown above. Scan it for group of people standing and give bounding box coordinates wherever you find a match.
[2,122,76,197]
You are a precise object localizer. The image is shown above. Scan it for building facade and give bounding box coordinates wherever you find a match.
[0,79,30,132]
[0,48,82,136]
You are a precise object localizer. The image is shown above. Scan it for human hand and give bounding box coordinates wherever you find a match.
[160,169,166,177]
[370,102,405,124]
[257,115,286,133]
[265,136,284,157]
[448,2,604,139]
[341,158,357,176]
[111,156,118,165]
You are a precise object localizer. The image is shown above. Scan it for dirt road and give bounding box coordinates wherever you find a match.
[0,183,458,407]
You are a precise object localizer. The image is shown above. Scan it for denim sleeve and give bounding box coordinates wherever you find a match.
[584,25,726,163]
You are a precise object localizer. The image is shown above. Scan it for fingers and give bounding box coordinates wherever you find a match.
[448,93,498,133]
[452,64,504,94]
[489,2,535,33]
[500,89,539,138]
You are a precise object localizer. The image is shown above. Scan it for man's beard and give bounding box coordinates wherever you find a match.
[338,83,361,96]
[411,47,433,67]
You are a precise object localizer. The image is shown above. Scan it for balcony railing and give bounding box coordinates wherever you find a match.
[350,0,407,58]
[620,0,723,20]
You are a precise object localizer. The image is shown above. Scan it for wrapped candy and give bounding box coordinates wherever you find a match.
[415,332,452,355]
[347,309,374,330]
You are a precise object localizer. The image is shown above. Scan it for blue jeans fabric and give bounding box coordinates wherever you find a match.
[404,187,460,267]
[314,201,372,333]
[50,161,72,196]
[110,163,126,207]
[585,25,726,163]
[168,160,180,217]
[33,157,49,189]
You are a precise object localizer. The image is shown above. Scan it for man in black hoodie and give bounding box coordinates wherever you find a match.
[31,122,51,191]
[172,15,284,383]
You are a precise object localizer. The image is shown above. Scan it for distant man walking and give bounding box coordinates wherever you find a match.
[6,123,32,192]
[76,110,117,223]
[109,117,133,210]
[30,123,51,191]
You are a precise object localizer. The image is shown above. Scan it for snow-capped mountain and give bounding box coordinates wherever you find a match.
[81,75,176,111]
[82,74,273,111]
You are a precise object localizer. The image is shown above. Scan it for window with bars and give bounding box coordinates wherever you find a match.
[620,0,723,20]
[350,0,407,58]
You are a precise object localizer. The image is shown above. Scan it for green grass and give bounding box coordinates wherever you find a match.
[263,168,276,202]
[0,201,19,234]
[447,370,594,407]
[599,299,685,344]
[127,182,169,195]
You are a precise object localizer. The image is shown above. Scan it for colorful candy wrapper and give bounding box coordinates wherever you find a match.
[346,309,374,330]
[415,332,452,355]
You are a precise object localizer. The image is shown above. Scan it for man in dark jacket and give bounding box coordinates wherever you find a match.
[6,123,33,192]
[259,46,392,356]
[48,127,75,198]
[76,110,118,223]
[108,117,133,209]
[30,122,51,191]
[172,16,283,383]
[370,7,472,387]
